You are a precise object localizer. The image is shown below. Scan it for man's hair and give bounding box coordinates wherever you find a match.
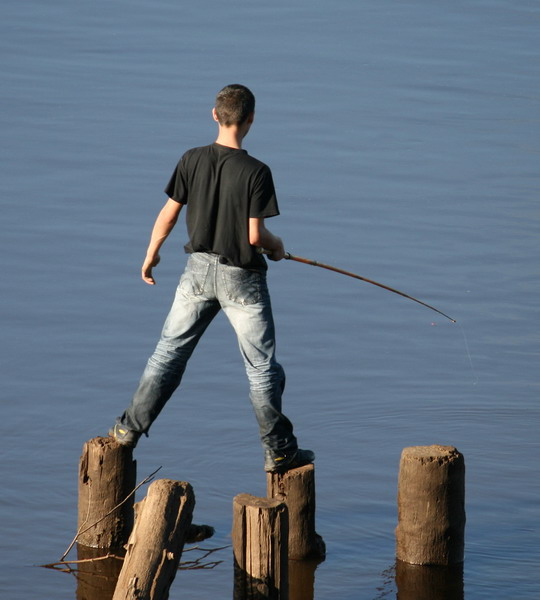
[215,84,255,126]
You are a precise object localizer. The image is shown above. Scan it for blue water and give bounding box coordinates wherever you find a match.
[1,1,539,598]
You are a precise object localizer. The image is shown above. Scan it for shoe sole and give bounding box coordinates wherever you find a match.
[108,427,138,448]
[265,455,314,474]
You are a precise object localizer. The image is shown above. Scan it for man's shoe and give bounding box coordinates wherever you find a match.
[108,423,141,448]
[264,448,315,473]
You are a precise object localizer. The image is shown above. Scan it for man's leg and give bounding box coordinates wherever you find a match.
[113,255,220,441]
[218,264,313,471]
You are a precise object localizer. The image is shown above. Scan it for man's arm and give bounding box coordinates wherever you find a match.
[142,198,183,285]
[249,217,285,261]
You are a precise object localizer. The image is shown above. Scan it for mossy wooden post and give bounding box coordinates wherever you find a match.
[113,479,194,600]
[78,437,136,548]
[396,445,466,566]
[233,493,288,600]
[266,464,325,560]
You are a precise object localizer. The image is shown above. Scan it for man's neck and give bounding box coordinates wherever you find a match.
[213,111,253,149]
[215,126,244,150]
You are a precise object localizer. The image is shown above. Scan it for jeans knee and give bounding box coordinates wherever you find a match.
[247,362,285,399]
[147,341,190,373]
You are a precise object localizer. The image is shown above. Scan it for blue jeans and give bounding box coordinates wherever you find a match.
[119,252,298,455]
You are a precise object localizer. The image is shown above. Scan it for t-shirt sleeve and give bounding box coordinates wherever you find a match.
[249,165,280,218]
[164,157,188,204]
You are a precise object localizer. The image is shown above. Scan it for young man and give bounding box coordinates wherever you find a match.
[109,84,314,473]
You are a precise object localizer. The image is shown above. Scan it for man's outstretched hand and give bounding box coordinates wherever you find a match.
[142,254,161,285]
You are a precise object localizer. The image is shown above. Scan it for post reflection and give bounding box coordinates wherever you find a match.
[395,560,464,600]
[233,557,322,600]
[75,544,124,600]
[288,558,321,600]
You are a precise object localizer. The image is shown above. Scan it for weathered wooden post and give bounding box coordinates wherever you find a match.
[78,437,136,548]
[395,445,466,566]
[233,493,289,600]
[113,479,194,600]
[266,464,325,560]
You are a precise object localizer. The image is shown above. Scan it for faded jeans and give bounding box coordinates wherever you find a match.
[119,252,298,455]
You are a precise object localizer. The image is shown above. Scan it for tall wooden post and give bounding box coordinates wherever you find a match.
[113,479,194,600]
[233,493,289,600]
[78,437,136,549]
[266,464,325,560]
[396,445,466,566]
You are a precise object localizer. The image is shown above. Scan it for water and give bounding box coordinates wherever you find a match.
[1,0,539,598]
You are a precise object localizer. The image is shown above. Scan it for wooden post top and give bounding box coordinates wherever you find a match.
[400,445,463,462]
[234,493,285,509]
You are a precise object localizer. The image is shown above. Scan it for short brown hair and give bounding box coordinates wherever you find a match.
[215,84,255,126]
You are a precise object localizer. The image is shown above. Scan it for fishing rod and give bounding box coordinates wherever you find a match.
[260,249,456,323]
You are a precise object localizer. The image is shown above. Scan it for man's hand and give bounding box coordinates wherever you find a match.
[249,218,286,261]
[142,254,161,285]
[140,199,183,285]
[266,237,286,261]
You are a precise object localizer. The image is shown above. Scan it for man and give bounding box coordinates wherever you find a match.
[109,84,314,473]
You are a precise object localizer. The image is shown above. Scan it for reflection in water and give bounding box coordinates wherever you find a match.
[75,545,124,600]
[41,543,226,599]
[233,557,283,600]
[288,558,321,600]
[233,557,322,600]
[395,560,464,600]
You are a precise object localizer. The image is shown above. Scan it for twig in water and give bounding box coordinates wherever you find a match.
[41,554,124,571]
[43,545,228,574]
[179,545,230,570]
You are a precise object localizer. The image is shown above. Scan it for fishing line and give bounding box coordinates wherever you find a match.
[457,321,478,385]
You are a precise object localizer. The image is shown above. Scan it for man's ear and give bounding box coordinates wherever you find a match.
[212,107,220,123]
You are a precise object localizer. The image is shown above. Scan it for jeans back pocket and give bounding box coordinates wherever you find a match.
[179,255,211,298]
[221,267,262,305]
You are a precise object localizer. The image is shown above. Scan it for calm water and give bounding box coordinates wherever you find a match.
[1,1,539,598]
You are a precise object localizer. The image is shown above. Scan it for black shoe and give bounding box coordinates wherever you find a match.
[264,448,315,473]
[108,423,141,448]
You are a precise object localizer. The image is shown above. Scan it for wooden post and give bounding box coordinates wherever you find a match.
[232,493,288,600]
[113,479,194,600]
[78,437,136,549]
[266,464,325,560]
[135,498,214,544]
[396,445,466,566]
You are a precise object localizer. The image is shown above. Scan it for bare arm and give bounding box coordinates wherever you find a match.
[142,198,183,285]
[249,217,285,261]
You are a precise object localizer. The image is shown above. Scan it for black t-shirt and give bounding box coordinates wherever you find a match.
[164,143,279,270]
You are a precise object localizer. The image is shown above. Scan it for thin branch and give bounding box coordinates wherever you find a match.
[178,545,230,570]
[60,466,162,561]
[182,544,231,553]
[179,560,223,570]
[41,554,124,569]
